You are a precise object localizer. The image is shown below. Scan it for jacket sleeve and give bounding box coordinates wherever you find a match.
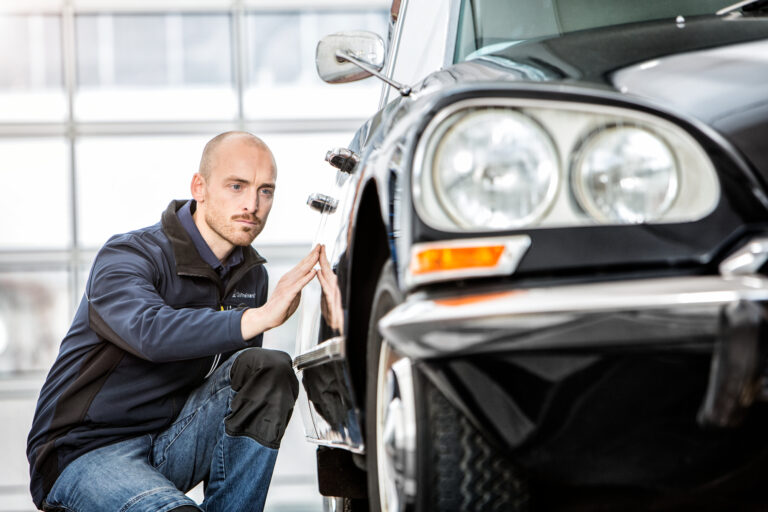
[86,239,249,362]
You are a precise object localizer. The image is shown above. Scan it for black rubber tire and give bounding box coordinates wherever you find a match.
[322,496,368,512]
[365,260,404,512]
[364,260,529,511]
[418,373,530,512]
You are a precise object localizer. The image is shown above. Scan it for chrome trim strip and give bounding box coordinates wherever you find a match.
[405,235,531,287]
[301,435,366,455]
[293,336,345,371]
[716,0,757,15]
[444,0,462,66]
[720,237,768,276]
[295,335,365,453]
[378,0,409,109]
[380,275,768,357]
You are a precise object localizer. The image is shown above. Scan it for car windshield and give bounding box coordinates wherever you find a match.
[454,0,734,62]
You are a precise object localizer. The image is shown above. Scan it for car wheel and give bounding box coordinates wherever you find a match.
[420,376,530,512]
[323,496,367,512]
[364,261,529,512]
[365,260,407,512]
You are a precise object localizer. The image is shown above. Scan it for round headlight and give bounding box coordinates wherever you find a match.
[431,109,559,229]
[571,125,679,223]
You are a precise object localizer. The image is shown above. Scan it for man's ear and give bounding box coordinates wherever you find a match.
[191,173,205,203]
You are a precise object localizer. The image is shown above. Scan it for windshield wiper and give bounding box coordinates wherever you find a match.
[717,0,768,15]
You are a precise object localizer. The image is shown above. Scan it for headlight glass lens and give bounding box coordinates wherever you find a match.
[432,109,559,228]
[572,126,679,223]
[413,99,719,232]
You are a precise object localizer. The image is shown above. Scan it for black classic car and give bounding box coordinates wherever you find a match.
[293,0,768,510]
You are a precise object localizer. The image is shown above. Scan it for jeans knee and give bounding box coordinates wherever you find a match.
[230,348,297,396]
[227,348,299,448]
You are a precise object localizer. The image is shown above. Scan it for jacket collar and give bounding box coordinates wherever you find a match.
[161,200,267,287]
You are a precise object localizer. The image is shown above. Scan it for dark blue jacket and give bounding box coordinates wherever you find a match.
[26,200,269,508]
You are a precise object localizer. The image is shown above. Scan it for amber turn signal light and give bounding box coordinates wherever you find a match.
[410,245,505,275]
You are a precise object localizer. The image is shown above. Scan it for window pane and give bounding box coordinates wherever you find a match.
[247,13,302,86]
[0,139,71,249]
[183,14,232,84]
[0,270,70,374]
[112,16,168,86]
[257,131,354,244]
[244,10,388,119]
[0,15,65,121]
[76,132,352,248]
[75,13,236,120]
[75,135,211,248]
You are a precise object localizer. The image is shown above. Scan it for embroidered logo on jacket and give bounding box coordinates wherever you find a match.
[231,290,256,300]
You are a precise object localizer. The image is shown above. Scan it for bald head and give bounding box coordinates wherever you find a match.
[198,131,276,181]
[190,131,278,258]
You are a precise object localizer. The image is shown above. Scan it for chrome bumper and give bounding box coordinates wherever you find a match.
[379,274,768,357]
[380,274,768,428]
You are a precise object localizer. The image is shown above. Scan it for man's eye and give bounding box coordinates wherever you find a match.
[230,184,242,191]
[261,188,274,197]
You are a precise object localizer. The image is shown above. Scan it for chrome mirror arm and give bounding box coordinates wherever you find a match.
[716,0,768,14]
[335,49,412,97]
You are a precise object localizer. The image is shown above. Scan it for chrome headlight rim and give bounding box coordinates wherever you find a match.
[569,123,682,224]
[412,96,720,233]
[415,100,564,232]
[427,106,561,229]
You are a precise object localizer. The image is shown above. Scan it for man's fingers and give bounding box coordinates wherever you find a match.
[297,268,318,289]
[286,294,301,318]
[318,246,338,285]
[280,266,316,298]
[317,268,328,289]
[280,245,320,282]
[318,260,331,281]
[278,268,316,300]
[261,248,320,330]
[319,245,331,269]
[288,252,320,282]
[317,269,339,300]
[301,244,322,267]
[278,247,321,287]
[269,246,323,315]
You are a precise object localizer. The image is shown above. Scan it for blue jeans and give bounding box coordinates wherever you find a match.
[43,348,298,512]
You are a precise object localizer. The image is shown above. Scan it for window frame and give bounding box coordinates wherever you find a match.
[0,0,388,376]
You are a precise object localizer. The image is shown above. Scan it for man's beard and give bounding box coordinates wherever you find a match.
[206,211,263,247]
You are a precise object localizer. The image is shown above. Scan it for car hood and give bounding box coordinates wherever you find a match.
[414,14,768,181]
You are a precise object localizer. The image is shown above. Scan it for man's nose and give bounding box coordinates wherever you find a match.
[243,189,259,213]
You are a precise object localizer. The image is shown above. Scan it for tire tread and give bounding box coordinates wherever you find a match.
[426,377,529,512]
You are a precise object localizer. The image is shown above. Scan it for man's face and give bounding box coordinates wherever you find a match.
[194,139,276,250]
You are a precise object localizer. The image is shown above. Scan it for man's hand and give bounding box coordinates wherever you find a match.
[241,244,320,340]
[317,244,344,334]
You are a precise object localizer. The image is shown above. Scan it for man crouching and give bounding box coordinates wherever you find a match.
[27,131,320,512]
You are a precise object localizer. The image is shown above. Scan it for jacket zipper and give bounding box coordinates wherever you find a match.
[204,304,225,378]
[204,353,222,379]
[179,267,260,380]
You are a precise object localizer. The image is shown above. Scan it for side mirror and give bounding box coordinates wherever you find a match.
[316,31,385,84]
